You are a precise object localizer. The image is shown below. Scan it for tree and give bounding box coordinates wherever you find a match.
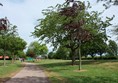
[0,49,4,55]
[0,17,10,66]
[55,46,69,59]
[26,41,48,58]
[0,20,27,64]
[81,33,108,59]
[8,36,27,63]
[48,52,55,59]
[17,50,26,58]
[108,40,117,56]
[33,0,113,70]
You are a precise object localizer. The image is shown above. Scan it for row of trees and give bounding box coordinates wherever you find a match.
[48,39,117,60]
[0,17,27,66]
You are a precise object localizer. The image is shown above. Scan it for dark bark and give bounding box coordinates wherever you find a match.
[71,49,76,65]
[91,54,94,59]
[100,53,103,59]
[11,52,15,63]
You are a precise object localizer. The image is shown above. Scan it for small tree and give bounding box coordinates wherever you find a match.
[108,40,117,56]
[26,41,48,58]
[55,46,69,59]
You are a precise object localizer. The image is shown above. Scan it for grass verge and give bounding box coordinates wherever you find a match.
[0,60,24,82]
[36,59,118,83]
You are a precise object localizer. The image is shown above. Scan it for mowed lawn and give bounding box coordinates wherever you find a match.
[37,59,118,83]
[0,60,24,82]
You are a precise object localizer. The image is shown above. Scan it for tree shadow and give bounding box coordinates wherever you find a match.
[39,60,118,68]
[0,76,50,83]
[61,76,118,83]
[0,77,10,83]
[36,60,118,73]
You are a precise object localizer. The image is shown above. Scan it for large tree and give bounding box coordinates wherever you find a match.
[33,0,113,70]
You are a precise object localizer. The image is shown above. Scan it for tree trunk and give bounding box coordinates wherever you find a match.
[11,57,14,63]
[85,55,88,59]
[71,50,76,65]
[78,44,81,70]
[3,36,6,66]
[14,54,16,62]
[100,53,102,59]
[11,52,15,63]
[91,54,94,59]
[3,54,6,66]
[72,54,75,65]
[78,41,82,70]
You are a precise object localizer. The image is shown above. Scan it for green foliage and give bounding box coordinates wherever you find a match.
[54,46,69,59]
[17,51,26,58]
[33,1,114,66]
[33,2,113,50]
[0,24,27,61]
[0,49,4,55]
[48,52,55,59]
[26,49,36,58]
[26,41,48,58]
[81,33,108,58]
[108,40,118,56]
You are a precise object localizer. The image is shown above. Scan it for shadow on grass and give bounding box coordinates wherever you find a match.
[61,76,118,83]
[1,76,116,83]
[0,76,50,83]
[38,60,118,69]
[0,77,10,83]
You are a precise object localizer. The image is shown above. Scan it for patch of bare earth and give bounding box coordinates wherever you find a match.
[74,69,87,72]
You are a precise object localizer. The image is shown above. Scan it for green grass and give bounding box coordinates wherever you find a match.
[36,59,118,83]
[0,60,24,82]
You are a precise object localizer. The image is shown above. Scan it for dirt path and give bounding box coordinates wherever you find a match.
[5,63,50,83]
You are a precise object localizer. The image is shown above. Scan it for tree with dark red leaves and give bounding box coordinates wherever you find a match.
[0,18,8,30]
[60,1,93,70]
[33,0,113,70]
[0,17,9,66]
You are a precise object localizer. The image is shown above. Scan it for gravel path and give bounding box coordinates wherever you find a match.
[5,63,50,83]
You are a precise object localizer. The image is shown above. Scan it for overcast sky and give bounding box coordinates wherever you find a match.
[0,0,118,51]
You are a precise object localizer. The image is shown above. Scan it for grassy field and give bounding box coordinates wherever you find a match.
[0,60,24,82]
[36,59,118,83]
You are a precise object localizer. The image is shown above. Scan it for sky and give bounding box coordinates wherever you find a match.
[0,0,118,51]
[0,0,65,50]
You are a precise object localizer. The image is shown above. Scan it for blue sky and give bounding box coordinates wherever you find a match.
[0,0,118,51]
[0,0,64,50]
